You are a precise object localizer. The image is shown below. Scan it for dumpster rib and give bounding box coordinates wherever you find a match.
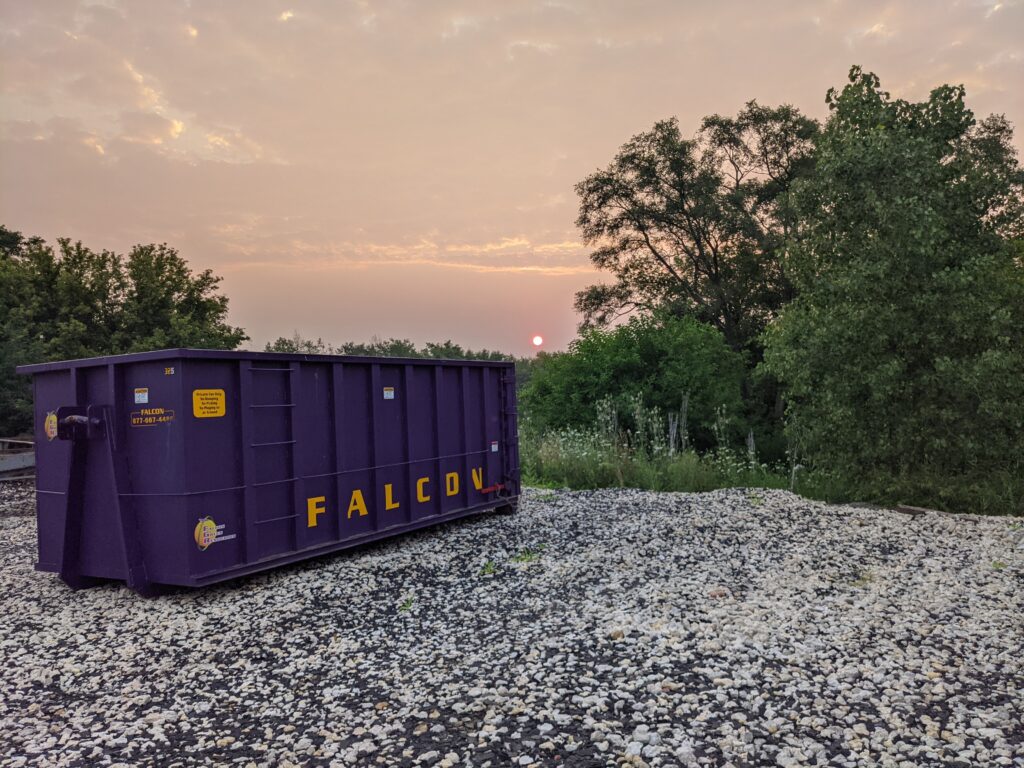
[239,360,259,564]
[330,362,345,545]
[289,364,305,553]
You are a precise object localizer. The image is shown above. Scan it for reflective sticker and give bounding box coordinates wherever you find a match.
[193,389,226,418]
[491,441,499,453]
[383,387,395,400]
[134,388,149,404]
[44,411,58,441]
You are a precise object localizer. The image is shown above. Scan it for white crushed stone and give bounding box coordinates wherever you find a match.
[1,487,1022,766]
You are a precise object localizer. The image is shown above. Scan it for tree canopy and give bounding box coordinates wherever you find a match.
[574,102,819,353]
[0,226,247,434]
[763,67,1024,512]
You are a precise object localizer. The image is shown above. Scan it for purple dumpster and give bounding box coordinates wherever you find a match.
[17,349,520,595]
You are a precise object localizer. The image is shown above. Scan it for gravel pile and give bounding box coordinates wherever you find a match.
[1,487,1022,767]
[0,480,35,518]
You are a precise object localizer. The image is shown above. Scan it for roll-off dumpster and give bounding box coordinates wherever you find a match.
[17,349,520,595]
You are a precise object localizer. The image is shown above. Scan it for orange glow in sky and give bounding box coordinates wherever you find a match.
[1,2,1020,356]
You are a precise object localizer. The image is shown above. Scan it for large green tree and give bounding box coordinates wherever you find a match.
[764,68,1024,513]
[0,227,247,434]
[574,102,819,354]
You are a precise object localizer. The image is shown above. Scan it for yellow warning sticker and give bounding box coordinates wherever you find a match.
[192,389,226,418]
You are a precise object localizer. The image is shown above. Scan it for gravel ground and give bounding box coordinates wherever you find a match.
[1,487,1022,767]
[0,480,35,518]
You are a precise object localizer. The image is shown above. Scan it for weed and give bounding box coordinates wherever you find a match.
[398,594,415,612]
[992,561,1007,571]
[851,570,874,588]
[479,560,497,576]
[511,546,544,563]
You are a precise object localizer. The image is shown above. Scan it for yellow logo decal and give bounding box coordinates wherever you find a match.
[194,517,218,550]
[44,411,58,441]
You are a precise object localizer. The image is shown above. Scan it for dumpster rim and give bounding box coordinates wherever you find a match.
[16,348,516,375]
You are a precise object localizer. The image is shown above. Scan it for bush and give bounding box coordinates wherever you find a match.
[763,69,1024,515]
[520,398,790,494]
[521,314,745,451]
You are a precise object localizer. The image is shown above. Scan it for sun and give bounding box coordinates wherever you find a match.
[532,335,544,347]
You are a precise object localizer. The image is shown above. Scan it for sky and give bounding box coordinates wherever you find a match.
[1,1,1022,355]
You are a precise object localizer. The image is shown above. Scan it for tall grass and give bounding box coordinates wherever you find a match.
[520,396,1022,514]
[520,396,845,498]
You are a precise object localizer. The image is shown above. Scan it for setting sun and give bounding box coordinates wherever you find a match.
[532,335,544,347]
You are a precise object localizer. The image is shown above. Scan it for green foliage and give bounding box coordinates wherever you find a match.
[520,396,793,494]
[0,226,247,434]
[510,546,544,563]
[521,425,792,494]
[264,333,337,354]
[574,103,819,353]
[479,560,497,576]
[763,67,1024,515]
[264,333,511,361]
[521,314,744,449]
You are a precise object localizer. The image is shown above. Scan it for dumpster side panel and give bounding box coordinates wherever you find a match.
[183,359,246,579]
[120,359,188,584]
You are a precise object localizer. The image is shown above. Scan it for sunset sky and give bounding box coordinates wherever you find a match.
[2,1,1022,355]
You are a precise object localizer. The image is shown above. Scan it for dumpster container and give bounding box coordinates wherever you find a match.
[17,349,520,595]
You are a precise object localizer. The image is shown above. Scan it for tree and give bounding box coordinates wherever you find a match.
[521,314,745,449]
[263,334,513,362]
[114,244,247,352]
[763,68,1024,513]
[574,102,819,354]
[0,227,247,434]
[265,333,337,354]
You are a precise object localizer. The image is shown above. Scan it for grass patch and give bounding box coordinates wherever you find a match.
[851,570,875,588]
[479,560,497,576]
[521,426,795,495]
[511,546,545,564]
[518,410,1022,515]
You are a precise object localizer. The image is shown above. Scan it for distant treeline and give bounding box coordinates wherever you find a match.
[263,333,512,362]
